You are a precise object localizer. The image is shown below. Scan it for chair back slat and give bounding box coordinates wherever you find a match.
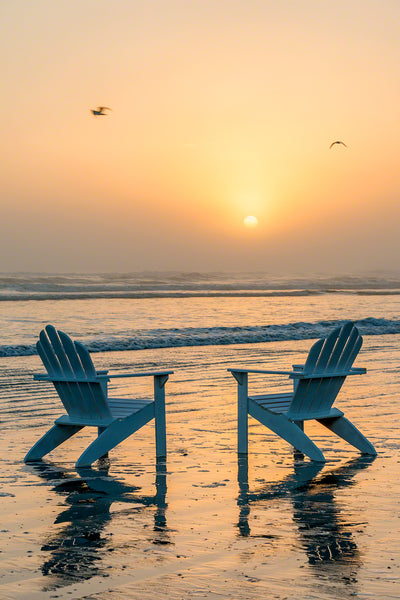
[337,329,362,370]
[37,325,111,421]
[288,323,362,419]
[58,331,85,377]
[325,321,354,371]
[57,331,99,418]
[303,338,324,373]
[324,324,362,406]
[39,326,86,418]
[37,332,76,414]
[74,342,97,377]
[36,339,56,375]
[73,340,109,419]
[45,325,75,377]
[311,329,339,372]
[37,330,63,376]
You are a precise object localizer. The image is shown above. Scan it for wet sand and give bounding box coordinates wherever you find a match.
[0,336,399,599]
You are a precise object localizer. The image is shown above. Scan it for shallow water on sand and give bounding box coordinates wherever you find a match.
[0,335,399,599]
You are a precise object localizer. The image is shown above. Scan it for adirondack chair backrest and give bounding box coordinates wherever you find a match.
[37,325,111,421]
[287,322,362,419]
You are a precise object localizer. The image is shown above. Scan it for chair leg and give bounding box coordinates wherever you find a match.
[24,424,83,462]
[318,415,377,455]
[292,421,305,460]
[75,403,155,468]
[249,400,325,462]
[98,426,109,460]
[154,375,167,458]
[234,372,249,454]
[238,407,249,454]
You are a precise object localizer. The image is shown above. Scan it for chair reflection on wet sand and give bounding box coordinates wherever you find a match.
[237,453,375,583]
[28,460,168,588]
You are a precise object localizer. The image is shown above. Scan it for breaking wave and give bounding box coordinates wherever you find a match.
[1,317,399,357]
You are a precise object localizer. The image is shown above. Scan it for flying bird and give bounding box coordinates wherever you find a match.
[329,140,347,149]
[91,106,112,116]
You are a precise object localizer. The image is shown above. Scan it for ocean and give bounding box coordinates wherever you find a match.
[1,271,400,356]
[0,271,399,599]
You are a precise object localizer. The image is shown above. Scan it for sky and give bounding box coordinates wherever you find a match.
[1,0,400,274]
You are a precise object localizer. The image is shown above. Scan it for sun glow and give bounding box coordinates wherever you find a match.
[243,215,258,228]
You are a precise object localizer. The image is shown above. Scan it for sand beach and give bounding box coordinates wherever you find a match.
[1,331,399,600]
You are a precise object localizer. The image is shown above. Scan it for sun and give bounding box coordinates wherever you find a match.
[243,215,258,228]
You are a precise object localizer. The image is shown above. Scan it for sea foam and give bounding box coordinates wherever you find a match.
[1,317,398,357]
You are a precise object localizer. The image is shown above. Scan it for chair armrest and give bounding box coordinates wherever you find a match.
[34,372,110,381]
[228,368,296,377]
[295,368,366,379]
[34,370,174,383]
[228,366,366,379]
[97,370,174,379]
[34,374,105,382]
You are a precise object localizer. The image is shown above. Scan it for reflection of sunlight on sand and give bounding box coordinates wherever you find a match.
[0,336,399,598]
[237,454,376,597]
[29,460,168,591]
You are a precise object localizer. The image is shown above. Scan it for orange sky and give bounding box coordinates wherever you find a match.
[1,1,400,273]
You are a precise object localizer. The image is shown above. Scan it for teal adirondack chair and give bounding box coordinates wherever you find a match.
[228,322,376,462]
[24,325,173,468]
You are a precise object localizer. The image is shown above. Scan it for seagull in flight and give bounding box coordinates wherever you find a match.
[329,140,347,149]
[91,106,112,116]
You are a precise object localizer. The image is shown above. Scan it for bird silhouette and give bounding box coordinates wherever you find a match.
[329,140,347,149]
[91,106,112,116]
